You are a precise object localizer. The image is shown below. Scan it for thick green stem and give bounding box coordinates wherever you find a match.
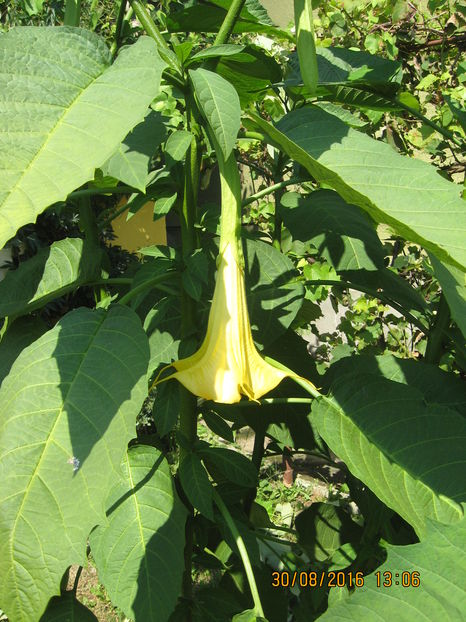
[118,272,176,305]
[213,490,265,618]
[177,107,201,619]
[425,294,451,363]
[71,185,135,199]
[242,177,301,207]
[214,0,247,46]
[64,0,81,26]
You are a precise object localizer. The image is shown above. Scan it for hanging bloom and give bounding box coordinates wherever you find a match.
[170,241,288,403]
[155,134,316,404]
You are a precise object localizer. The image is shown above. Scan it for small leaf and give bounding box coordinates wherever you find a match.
[152,381,181,437]
[179,452,215,520]
[165,130,193,166]
[202,410,234,442]
[182,249,209,301]
[190,68,241,159]
[154,192,178,221]
[198,446,258,488]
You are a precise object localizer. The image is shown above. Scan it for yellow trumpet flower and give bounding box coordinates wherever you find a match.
[155,135,316,404]
[170,241,288,403]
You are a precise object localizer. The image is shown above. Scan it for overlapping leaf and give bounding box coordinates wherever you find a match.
[0,238,102,318]
[250,108,466,269]
[90,445,186,622]
[0,28,165,248]
[311,373,466,538]
[0,305,149,621]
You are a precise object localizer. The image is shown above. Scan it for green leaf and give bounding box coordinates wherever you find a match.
[190,68,241,159]
[0,317,46,387]
[189,44,247,63]
[179,452,214,520]
[90,445,187,622]
[40,592,98,622]
[245,238,304,348]
[444,95,466,133]
[317,84,402,112]
[165,130,193,167]
[314,101,368,127]
[250,108,466,269]
[0,28,166,248]
[0,305,149,621]
[144,297,181,379]
[182,249,209,302]
[0,238,102,319]
[154,192,178,221]
[430,254,466,339]
[312,373,466,538]
[103,111,167,192]
[280,190,385,271]
[317,511,466,621]
[202,410,234,442]
[216,45,282,106]
[295,502,361,562]
[152,381,181,437]
[325,353,466,416]
[198,446,258,488]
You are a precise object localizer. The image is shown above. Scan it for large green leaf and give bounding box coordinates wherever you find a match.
[250,108,466,269]
[311,373,466,538]
[324,353,466,416]
[0,238,102,319]
[0,28,166,248]
[280,190,385,271]
[0,305,149,621]
[103,111,167,193]
[89,445,186,622]
[318,511,466,621]
[190,68,241,160]
[430,254,466,340]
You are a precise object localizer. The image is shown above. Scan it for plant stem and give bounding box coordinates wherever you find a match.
[240,130,266,141]
[214,0,247,45]
[242,177,301,207]
[130,0,183,79]
[425,293,450,363]
[213,490,266,618]
[244,425,265,516]
[395,98,465,149]
[70,185,135,199]
[213,397,315,407]
[111,0,128,57]
[177,106,201,620]
[265,356,322,399]
[118,272,176,305]
[64,0,81,26]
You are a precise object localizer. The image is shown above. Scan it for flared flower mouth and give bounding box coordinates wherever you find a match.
[169,242,288,403]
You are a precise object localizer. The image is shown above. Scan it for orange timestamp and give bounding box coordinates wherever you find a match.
[271,570,365,589]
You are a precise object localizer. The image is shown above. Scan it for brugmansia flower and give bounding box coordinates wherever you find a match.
[170,241,288,403]
[156,136,315,404]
